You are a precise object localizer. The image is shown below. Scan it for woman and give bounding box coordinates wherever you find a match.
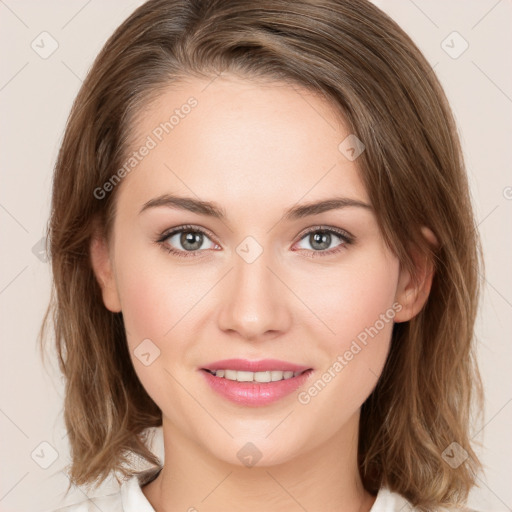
[40,0,483,510]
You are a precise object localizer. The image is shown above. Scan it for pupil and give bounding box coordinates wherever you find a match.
[181,231,202,251]
[312,232,330,250]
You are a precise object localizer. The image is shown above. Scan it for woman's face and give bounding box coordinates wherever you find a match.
[93,74,410,467]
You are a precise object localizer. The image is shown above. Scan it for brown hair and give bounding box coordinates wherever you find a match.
[39,0,484,509]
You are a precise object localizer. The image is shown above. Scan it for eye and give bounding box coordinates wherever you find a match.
[157,224,218,258]
[156,224,354,259]
[293,226,353,258]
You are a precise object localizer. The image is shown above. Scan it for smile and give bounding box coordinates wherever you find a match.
[199,359,314,406]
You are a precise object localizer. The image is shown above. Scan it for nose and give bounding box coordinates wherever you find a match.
[216,244,292,341]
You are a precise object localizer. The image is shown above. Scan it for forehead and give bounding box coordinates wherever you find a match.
[116,75,369,220]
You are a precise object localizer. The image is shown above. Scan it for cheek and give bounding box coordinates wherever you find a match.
[294,251,399,412]
[296,251,400,346]
[115,241,202,344]
[119,270,175,343]
[115,259,196,410]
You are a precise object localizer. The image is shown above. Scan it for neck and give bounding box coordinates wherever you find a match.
[142,412,376,512]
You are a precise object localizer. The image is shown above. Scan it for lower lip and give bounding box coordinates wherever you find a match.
[200,369,314,407]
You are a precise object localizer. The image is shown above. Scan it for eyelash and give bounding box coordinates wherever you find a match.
[155,224,354,259]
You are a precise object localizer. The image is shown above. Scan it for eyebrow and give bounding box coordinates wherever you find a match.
[139,193,372,221]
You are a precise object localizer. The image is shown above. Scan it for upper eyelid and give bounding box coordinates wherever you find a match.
[159,224,217,243]
[300,225,352,239]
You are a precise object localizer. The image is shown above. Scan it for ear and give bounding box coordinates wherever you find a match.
[89,226,122,313]
[393,227,438,323]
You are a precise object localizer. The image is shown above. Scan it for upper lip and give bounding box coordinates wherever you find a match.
[201,359,312,373]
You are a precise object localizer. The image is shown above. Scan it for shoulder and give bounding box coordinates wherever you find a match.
[371,487,481,512]
[371,487,415,511]
[42,467,161,512]
[42,491,123,512]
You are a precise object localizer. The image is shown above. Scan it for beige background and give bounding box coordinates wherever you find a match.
[1,1,511,511]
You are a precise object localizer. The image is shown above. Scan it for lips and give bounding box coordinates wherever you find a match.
[199,358,314,406]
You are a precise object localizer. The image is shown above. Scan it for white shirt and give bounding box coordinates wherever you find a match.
[46,467,422,512]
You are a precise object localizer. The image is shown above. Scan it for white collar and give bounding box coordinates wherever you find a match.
[120,468,416,512]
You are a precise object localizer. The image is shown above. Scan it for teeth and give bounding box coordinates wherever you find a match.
[209,369,305,382]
